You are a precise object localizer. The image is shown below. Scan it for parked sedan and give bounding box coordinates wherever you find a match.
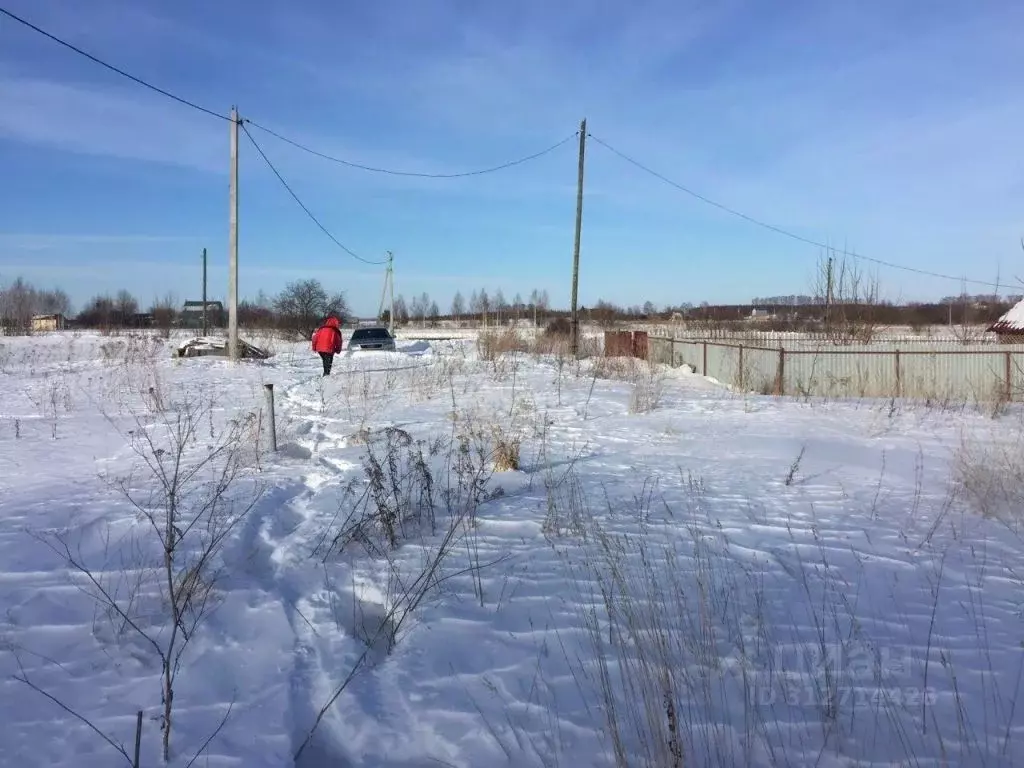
[347,326,397,352]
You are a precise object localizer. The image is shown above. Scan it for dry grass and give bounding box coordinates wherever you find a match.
[491,425,522,471]
[954,425,1024,530]
[585,355,667,414]
[628,366,665,414]
[545,457,1022,767]
[477,329,531,361]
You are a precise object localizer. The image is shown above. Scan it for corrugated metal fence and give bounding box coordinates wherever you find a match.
[604,331,649,360]
[649,337,1024,402]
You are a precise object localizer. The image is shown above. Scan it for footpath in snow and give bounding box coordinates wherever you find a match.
[1,331,1024,767]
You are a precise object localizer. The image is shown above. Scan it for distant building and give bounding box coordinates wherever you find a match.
[987,299,1024,344]
[180,300,225,329]
[31,314,66,333]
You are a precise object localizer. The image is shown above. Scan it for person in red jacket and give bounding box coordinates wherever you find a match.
[311,315,343,376]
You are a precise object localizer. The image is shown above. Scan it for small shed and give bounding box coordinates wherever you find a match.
[31,314,66,333]
[988,300,1024,344]
[180,300,225,329]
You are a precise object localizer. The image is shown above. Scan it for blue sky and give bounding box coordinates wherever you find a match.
[1,0,1022,316]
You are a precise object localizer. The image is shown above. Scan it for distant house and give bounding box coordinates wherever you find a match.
[179,300,225,329]
[987,299,1024,343]
[31,314,66,333]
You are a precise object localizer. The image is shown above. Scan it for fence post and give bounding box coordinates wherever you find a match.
[895,349,902,398]
[264,383,278,452]
[134,710,143,768]
[702,342,708,376]
[776,347,786,395]
[738,345,744,390]
[1006,351,1013,403]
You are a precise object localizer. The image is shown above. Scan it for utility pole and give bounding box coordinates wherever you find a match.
[570,118,587,358]
[824,254,834,335]
[389,253,395,336]
[201,247,208,336]
[228,106,240,361]
[377,251,395,333]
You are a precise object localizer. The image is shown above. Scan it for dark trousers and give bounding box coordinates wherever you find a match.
[318,352,334,376]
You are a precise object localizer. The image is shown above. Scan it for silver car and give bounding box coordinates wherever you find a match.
[347,326,397,352]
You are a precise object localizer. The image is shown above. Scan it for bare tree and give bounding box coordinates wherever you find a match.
[76,294,116,331]
[592,299,620,328]
[419,292,431,326]
[812,249,881,344]
[0,277,37,332]
[274,279,349,338]
[115,289,139,321]
[409,295,425,325]
[451,291,465,327]
[537,290,550,328]
[150,293,178,339]
[513,292,523,325]
[0,278,73,333]
[393,295,410,324]
[38,288,72,316]
[34,394,262,762]
[494,289,507,326]
[478,289,491,327]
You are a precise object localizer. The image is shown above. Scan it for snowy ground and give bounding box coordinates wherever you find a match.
[2,330,1024,767]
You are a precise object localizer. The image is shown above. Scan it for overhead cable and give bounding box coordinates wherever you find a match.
[243,122,387,266]
[0,5,230,121]
[245,119,577,178]
[589,133,1011,291]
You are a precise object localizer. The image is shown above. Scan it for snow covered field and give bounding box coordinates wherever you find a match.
[2,330,1024,767]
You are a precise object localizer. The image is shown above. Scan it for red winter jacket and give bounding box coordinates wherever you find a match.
[311,317,343,353]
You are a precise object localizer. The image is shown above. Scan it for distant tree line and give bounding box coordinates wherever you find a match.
[4,272,1018,337]
[0,277,72,332]
[387,288,555,327]
[0,275,353,338]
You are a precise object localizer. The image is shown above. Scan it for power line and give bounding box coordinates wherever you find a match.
[0,5,229,121]
[245,119,578,178]
[588,133,1012,291]
[242,122,387,266]
[3,6,574,181]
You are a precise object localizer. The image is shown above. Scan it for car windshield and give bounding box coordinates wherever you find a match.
[351,328,391,341]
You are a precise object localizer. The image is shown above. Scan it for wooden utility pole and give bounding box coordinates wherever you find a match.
[201,247,208,337]
[228,106,240,361]
[570,118,587,358]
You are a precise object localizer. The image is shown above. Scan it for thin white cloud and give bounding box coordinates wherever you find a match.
[0,233,207,251]
[0,75,226,171]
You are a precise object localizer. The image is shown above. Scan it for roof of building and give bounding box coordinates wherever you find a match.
[989,299,1024,333]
